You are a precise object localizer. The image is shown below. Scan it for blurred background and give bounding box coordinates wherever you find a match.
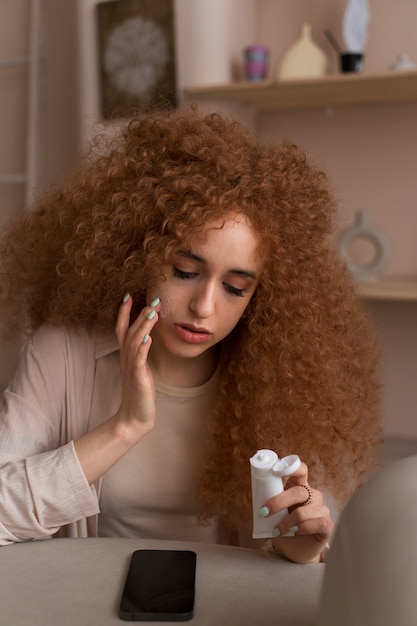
[1,0,416,449]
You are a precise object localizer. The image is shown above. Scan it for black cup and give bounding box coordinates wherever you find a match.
[339,52,364,73]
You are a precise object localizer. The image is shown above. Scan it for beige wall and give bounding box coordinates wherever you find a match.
[1,0,416,437]
[254,0,417,437]
[0,0,80,385]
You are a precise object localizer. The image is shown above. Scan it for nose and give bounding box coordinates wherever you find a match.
[189,281,216,319]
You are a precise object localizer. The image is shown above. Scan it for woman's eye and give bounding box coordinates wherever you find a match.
[173,267,198,280]
[224,284,246,297]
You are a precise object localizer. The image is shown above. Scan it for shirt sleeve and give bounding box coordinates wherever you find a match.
[0,327,100,545]
[0,442,99,545]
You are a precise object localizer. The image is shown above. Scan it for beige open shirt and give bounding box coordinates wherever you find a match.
[0,325,122,544]
[0,324,244,547]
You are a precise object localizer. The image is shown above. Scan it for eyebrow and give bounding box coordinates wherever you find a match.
[177,249,258,280]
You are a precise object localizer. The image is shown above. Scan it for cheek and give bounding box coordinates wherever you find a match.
[158,296,174,319]
[225,295,254,329]
[151,287,181,319]
[222,301,249,332]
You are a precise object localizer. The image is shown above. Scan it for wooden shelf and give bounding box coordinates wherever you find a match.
[184,70,417,111]
[358,278,417,302]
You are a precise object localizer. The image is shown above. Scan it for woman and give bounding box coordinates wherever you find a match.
[0,106,381,563]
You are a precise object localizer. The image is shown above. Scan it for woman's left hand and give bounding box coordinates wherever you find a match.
[265,461,334,564]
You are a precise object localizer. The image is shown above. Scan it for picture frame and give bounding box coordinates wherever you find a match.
[96,0,177,119]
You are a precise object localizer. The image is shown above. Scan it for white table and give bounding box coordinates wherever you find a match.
[0,537,324,625]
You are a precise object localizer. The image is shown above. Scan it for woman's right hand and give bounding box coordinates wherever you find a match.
[74,295,161,485]
[115,294,161,434]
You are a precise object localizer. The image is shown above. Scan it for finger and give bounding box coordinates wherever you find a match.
[265,484,322,514]
[275,503,334,541]
[292,515,334,540]
[116,298,161,351]
[115,293,133,346]
[284,461,309,487]
[127,296,161,333]
[128,298,161,347]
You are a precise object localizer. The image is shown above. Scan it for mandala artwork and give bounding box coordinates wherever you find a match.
[104,16,168,97]
[97,0,177,118]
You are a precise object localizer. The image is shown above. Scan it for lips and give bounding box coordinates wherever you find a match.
[173,323,213,344]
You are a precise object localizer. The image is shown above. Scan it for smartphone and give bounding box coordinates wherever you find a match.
[119,549,197,621]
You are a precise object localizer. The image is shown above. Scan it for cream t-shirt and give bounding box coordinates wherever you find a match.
[98,370,225,543]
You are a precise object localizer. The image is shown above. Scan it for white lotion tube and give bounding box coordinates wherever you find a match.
[250,449,301,538]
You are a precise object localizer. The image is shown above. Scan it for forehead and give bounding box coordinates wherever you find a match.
[185,214,264,271]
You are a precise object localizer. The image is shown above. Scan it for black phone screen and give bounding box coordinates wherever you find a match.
[119,549,197,621]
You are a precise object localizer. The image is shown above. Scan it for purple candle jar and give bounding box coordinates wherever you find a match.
[244,45,270,81]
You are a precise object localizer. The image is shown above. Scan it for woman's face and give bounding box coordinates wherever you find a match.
[148,213,263,362]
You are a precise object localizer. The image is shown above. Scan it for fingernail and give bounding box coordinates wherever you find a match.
[143,333,149,344]
[150,297,160,307]
[122,293,130,303]
[258,506,269,518]
[290,525,299,534]
[147,309,156,320]
[272,528,280,537]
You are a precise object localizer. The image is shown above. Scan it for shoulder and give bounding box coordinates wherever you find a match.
[24,325,119,378]
[19,324,118,383]
[28,324,97,360]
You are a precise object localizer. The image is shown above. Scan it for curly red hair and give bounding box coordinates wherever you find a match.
[0,105,381,528]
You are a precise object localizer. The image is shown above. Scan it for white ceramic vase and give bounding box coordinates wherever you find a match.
[338,210,389,282]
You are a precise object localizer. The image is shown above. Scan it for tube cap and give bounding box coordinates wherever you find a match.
[250,449,278,477]
[272,454,301,477]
